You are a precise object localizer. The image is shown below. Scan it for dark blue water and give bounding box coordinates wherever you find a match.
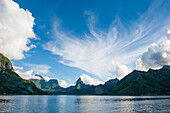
[0,95,170,113]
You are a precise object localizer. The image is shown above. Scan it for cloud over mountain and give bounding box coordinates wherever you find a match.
[0,0,36,60]
[60,80,68,88]
[136,35,170,71]
[15,63,51,80]
[80,74,103,85]
[44,1,170,79]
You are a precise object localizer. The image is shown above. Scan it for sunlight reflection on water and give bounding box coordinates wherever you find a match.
[0,95,170,113]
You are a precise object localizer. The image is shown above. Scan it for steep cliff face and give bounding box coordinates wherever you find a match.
[30,75,63,91]
[47,79,60,89]
[74,78,91,90]
[0,53,47,95]
[0,53,13,71]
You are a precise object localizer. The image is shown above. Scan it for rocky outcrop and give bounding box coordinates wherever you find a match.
[0,53,13,71]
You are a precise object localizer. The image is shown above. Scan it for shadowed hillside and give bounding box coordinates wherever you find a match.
[110,66,170,95]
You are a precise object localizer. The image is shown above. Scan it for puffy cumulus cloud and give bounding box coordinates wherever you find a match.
[136,39,170,71]
[15,70,41,80]
[109,61,133,79]
[60,80,68,88]
[15,69,54,81]
[43,76,54,82]
[80,74,103,85]
[15,63,52,80]
[0,0,36,60]
[44,1,170,79]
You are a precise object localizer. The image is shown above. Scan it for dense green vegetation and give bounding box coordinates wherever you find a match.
[0,53,13,72]
[0,53,169,95]
[52,78,119,95]
[30,66,170,95]
[0,53,47,95]
[30,75,64,92]
[110,65,170,95]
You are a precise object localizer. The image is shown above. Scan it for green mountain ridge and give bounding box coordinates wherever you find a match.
[52,77,119,95]
[110,66,170,95]
[30,65,170,95]
[30,75,64,92]
[0,53,169,95]
[0,53,47,95]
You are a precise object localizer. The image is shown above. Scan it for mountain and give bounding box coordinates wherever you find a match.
[2,49,168,95]
[54,78,119,95]
[51,77,91,94]
[53,66,169,95]
[104,78,119,86]
[110,65,170,95]
[48,79,60,89]
[77,78,119,95]
[30,75,63,92]
[74,78,91,90]
[0,53,46,95]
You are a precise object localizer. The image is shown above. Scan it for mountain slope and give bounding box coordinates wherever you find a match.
[30,75,63,92]
[53,78,119,95]
[64,77,91,94]
[110,66,170,95]
[0,53,46,95]
[75,78,119,95]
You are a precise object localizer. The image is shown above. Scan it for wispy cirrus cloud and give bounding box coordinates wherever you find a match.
[44,0,170,80]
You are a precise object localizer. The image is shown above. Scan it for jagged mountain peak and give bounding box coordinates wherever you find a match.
[76,77,83,84]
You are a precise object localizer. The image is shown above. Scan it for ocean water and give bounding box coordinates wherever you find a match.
[0,95,169,113]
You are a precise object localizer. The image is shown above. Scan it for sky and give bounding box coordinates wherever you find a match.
[0,0,170,87]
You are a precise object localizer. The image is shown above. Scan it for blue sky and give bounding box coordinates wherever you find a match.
[0,0,170,87]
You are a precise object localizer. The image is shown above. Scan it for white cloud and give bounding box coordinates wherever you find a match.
[15,63,52,80]
[106,77,117,82]
[60,80,68,88]
[16,69,54,81]
[80,74,103,85]
[30,44,36,48]
[44,1,170,79]
[109,61,133,79]
[15,70,41,80]
[43,76,54,82]
[13,66,23,70]
[69,84,75,87]
[24,63,51,75]
[0,0,36,60]
[136,39,170,71]
[168,30,170,35]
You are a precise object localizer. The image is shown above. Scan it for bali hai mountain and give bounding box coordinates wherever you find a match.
[0,53,170,95]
